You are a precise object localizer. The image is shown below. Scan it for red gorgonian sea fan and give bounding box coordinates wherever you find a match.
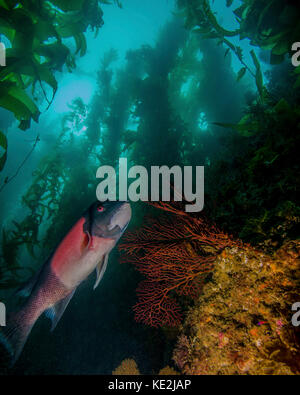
[119,201,244,328]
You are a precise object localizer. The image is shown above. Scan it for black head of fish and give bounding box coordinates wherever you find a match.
[87,201,131,239]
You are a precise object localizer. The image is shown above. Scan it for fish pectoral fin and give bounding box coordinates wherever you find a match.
[83,211,94,250]
[45,289,76,332]
[94,254,109,290]
[81,230,92,253]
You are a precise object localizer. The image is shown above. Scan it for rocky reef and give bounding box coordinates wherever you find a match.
[112,358,179,375]
[173,241,300,375]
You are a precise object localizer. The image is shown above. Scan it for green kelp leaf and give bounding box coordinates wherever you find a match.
[226,0,234,7]
[271,39,289,56]
[223,38,236,52]
[213,117,258,137]
[35,42,70,71]
[115,0,122,8]
[0,26,15,43]
[213,122,235,129]
[205,1,239,37]
[234,4,249,20]
[55,18,87,40]
[0,130,7,151]
[0,0,9,10]
[9,8,35,49]
[34,20,57,42]
[212,122,252,134]
[255,68,264,99]
[19,119,31,130]
[0,49,58,105]
[250,50,264,99]
[0,0,18,15]
[237,67,246,82]
[35,63,58,99]
[103,0,123,7]
[273,99,290,114]
[0,89,31,120]
[0,130,7,171]
[272,99,297,123]
[257,1,277,32]
[74,32,87,56]
[0,0,18,10]
[0,0,105,128]
[236,46,243,62]
[0,48,39,82]
[8,86,40,121]
[0,83,40,125]
[49,0,85,12]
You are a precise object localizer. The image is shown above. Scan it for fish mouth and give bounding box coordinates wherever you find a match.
[106,202,131,236]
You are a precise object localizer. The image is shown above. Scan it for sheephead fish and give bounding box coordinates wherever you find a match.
[0,200,131,365]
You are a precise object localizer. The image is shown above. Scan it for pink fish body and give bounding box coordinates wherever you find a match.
[0,201,131,365]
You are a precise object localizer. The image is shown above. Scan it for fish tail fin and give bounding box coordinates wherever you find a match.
[0,309,36,367]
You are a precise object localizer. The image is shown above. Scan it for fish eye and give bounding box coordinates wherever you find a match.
[97,205,105,212]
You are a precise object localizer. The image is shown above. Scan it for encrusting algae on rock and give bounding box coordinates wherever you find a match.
[112,358,179,375]
[112,359,140,375]
[173,241,300,375]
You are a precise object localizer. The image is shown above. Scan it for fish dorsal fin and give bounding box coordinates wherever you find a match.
[94,254,109,290]
[45,289,75,332]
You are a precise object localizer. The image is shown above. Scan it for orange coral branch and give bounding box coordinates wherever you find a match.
[120,201,242,327]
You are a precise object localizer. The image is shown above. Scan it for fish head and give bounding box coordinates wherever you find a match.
[88,201,132,240]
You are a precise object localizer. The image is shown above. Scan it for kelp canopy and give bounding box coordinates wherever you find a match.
[0,0,121,170]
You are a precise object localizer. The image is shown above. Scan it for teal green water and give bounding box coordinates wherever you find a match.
[0,0,299,374]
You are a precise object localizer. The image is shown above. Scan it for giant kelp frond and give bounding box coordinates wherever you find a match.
[176,0,300,96]
[0,0,103,126]
[0,0,120,172]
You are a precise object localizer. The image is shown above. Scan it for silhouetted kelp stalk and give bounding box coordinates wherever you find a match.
[119,201,246,327]
[0,135,40,194]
